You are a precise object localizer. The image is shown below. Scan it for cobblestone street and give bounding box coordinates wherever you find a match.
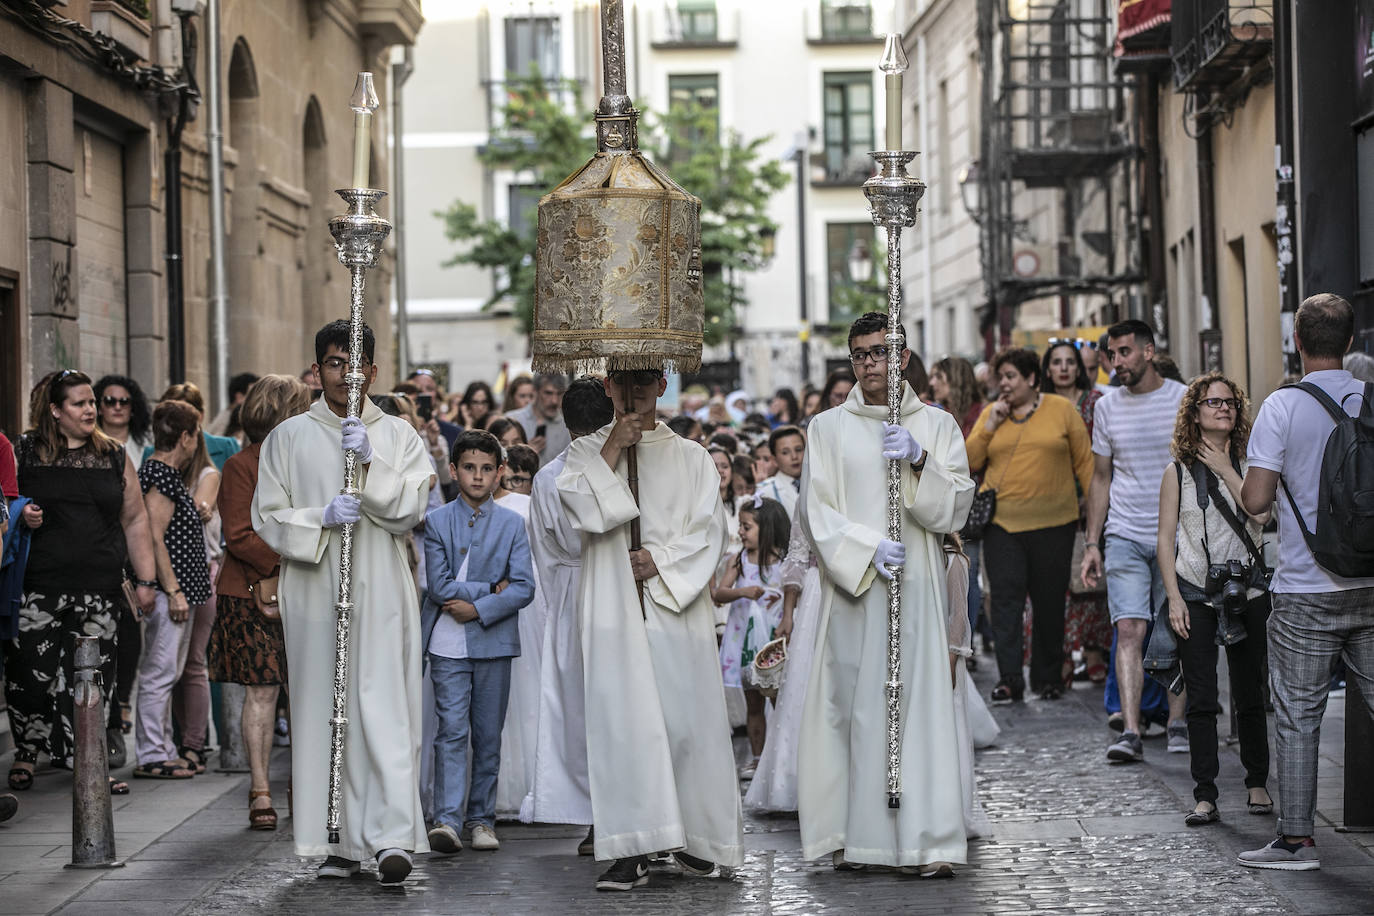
[7,659,1374,915]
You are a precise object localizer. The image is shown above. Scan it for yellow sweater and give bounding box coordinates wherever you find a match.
[964,394,1094,534]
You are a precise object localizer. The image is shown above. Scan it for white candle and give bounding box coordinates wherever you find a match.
[879,34,909,152]
[349,72,379,189]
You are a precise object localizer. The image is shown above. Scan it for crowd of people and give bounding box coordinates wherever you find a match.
[1,294,1372,885]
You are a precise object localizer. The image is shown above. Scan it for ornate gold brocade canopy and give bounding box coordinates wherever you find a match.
[531,0,704,375]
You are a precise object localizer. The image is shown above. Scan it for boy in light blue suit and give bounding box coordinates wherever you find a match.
[422,430,535,854]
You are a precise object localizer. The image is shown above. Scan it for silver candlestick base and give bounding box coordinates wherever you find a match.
[863,150,926,810]
[323,187,392,845]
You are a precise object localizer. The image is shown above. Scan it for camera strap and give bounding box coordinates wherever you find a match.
[1203,470,1268,573]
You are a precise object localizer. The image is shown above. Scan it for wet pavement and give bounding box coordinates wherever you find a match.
[7,651,1374,915]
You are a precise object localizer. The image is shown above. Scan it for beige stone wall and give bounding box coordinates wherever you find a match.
[178,0,400,390]
[1157,84,1280,399]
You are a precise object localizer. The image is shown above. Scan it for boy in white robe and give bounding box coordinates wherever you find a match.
[523,378,614,853]
[557,369,744,892]
[798,311,976,874]
[253,320,435,886]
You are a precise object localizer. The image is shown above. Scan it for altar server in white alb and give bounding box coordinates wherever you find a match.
[522,378,614,854]
[253,320,435,886]
[558,369,744,893]
[798,311,975,875]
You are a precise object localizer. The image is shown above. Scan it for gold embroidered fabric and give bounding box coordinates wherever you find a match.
[533,150,705,374]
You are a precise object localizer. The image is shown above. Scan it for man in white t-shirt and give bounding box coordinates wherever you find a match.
[1237,293,1374,872]
[1081,320,1188,764]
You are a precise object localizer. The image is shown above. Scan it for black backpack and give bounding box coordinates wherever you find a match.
[1278,381,1374,578]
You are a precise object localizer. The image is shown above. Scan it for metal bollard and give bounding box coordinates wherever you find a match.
[1341,683,1374,832]
[215,682,251,772]
[67,636,123,869]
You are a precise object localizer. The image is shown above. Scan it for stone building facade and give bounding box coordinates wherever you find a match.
[0,0,421,436]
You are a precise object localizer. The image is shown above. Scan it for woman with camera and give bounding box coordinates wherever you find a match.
[1157,372,1273,827]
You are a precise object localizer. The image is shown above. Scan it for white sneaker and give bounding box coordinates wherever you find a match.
[1167,720,1189,754]
[427,824,461,854]
[469,824,500,851]
[376,848,413,885]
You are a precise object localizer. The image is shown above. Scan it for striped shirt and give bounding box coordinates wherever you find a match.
[1091,379,1185,546]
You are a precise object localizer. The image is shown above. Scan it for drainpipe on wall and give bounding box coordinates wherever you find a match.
[1196,110,1221,372]
[1272,0,1300,376]
[392,46,414,375]
[205,0,229,412]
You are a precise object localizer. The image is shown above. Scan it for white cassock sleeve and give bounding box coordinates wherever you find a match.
[642,455,726,614]
[252,425,329,565]
[799,441,883,600]
[558,447,640,535]
[900,414,975,535]
[357,424,434,535]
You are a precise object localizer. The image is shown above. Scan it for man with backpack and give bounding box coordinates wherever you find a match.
[1239,293,1374,871]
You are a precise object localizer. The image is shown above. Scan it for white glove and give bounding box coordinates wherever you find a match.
[340,417,373,464]
[873,538,906,581]
[881,422,923,464]
[322,494,361,528]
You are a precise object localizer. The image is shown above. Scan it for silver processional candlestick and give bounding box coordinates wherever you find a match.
[323,72,391,846]
[862,34,925,811]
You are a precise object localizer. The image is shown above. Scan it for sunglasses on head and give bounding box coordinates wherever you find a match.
[1048,337,1098,351]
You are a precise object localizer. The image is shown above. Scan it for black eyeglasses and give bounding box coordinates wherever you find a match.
[1198,397,1242,410]
[849,346,890,365]
[321,356,372,372]
[504,475,532,488]
[101,396,131,407]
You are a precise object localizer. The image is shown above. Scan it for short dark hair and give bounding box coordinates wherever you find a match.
[485,417,527,446]
[991,347,1041,388]
[666,414,700,439]
[315,319,376,365]
[709,431,739,454]
[1295,293,1354,360]
[848,311,907,350]
[450,429,502,465]
[151,399,202,451]
[563,376,615,435]
[1106,319,1155,349]
[504,443,539,476]
[229,372,260,399]
[768,425,804,454]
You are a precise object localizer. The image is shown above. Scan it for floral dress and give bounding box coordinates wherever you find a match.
[718,550,783,689]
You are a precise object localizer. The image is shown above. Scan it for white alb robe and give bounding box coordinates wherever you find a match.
[558,422,744,865]
[493,491,545,818]
[253,397,434,860]
[522,450,592,824]
[798,385,975,867]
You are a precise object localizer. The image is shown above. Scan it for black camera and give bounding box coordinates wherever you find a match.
[1205,559,1249,614]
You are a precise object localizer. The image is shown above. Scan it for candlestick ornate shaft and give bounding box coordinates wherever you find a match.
[862,150,924,809]
[324,187,391,844]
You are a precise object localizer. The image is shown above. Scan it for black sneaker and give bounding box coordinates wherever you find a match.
[0,794,16,823]
[577,826,595,856]
[1106,731,1144,763]
[673,851,714,876]
[596,856,649,891]
[990,681,1023,704]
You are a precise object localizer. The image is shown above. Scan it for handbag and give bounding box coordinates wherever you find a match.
[249,574,280,620]
[961,419,1028,541]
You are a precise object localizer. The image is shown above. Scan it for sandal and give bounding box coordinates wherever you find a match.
[178,746,208,775]
[249,789,278,831]
[132,761,194,780]
[1184,802,1219,826]
[107,727,127,769]
[109,776,130,796]
[119,702,133,734]
[1247,788,1274,815]
[7,763,34,792]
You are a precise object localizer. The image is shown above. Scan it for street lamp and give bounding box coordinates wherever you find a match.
[848,237,874,286]
[957,160,983,224]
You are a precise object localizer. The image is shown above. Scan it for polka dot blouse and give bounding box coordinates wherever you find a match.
[139,458,212,605]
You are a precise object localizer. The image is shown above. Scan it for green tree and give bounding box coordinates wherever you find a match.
[437,75,789,345]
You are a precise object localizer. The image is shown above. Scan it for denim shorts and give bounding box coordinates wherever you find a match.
[1105,533,1165,624]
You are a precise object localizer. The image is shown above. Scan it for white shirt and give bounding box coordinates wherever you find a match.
[755,472,800,521]
[1091,379,1186,546]
[429,553,471,658]
[1247,369,1374,594]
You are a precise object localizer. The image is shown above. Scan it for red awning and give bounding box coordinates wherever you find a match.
[1117,0,1170,42]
